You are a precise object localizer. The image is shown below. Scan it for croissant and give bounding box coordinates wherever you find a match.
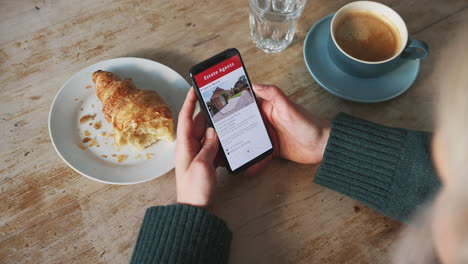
[92,70,174,150]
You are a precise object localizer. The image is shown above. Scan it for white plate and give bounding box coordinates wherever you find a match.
[49,57,190,185]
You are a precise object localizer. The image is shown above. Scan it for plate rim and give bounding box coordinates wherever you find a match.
[303,14,421,103]
[48,57,188,185]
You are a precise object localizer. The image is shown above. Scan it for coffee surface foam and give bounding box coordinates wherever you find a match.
[334,11,400,62]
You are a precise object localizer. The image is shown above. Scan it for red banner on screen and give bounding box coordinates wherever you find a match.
[194,55,242,88]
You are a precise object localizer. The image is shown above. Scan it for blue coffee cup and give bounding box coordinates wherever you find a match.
[328,1,428,78]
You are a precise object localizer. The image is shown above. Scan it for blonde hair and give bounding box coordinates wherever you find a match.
[435,32,468,263]
[392,31,468,264]
[437,32,468,188]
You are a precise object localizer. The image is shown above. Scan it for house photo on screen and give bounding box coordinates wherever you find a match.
[202,74,254,123]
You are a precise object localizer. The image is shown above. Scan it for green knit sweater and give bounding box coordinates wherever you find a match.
[130,113,441,263]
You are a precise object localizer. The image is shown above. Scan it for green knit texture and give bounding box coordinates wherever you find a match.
[314,113,441,223]
[130,204,232,264]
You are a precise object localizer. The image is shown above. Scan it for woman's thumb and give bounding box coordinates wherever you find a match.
[196,128,219,163]
[253,84,287,104]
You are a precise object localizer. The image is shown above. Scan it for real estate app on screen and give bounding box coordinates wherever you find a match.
[194,55,272,171]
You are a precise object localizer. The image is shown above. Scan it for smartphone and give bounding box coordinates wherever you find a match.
[189,48,273,173]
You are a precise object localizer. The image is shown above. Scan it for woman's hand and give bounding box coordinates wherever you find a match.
[175,88,219,209]
[253,84,331,165]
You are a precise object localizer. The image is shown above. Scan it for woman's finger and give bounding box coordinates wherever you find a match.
[214,148,227,168]
[176,88,199,172]
[177,88,198,141]
[193,112,207,141]
[193,128,219,165]
[245,153,273,175]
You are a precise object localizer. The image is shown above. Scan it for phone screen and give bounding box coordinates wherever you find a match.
[193,54,272,171]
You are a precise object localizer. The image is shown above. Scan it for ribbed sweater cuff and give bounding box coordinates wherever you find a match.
[315,113,409,221]
[130,204,232,264]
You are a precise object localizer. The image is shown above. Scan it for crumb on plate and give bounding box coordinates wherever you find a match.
[145,154,153,160]
[101,155,107,158]
[98,132,106,136]
[80,114,96,125]
[117,155,127,163]
[111,154,117,157]
[94,121,102,129]
[84,130,91,137]
[85,85,92,89]
[82,137,91,143]
[89,138,98,147]
[78,142,86,150]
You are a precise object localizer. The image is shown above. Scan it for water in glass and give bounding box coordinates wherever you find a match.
[249,0,307,53]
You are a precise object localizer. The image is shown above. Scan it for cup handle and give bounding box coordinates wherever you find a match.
[401,37,429,60]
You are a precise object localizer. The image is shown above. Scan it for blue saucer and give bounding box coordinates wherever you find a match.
[303,14,421,103]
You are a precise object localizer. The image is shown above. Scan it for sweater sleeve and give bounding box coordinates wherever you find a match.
[314,113,441,223]
[130,204,232,264]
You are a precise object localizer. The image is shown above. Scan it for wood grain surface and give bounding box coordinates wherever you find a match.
[1,0,467,263]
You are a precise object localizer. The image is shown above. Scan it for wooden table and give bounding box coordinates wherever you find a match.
[1,0,467,263]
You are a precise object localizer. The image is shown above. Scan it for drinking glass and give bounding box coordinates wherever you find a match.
[249,0,308,53]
